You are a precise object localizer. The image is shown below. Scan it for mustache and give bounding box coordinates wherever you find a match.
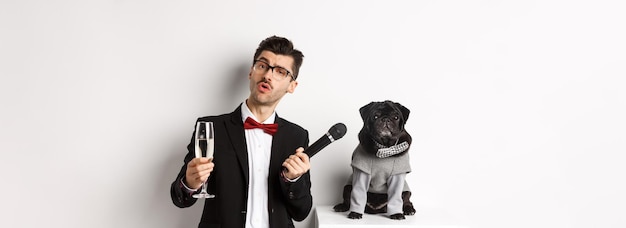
[257,78,272,89]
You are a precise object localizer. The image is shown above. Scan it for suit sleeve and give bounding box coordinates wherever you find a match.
[170,126,199,208]
[279,129,313,221]
[279,171,313,221]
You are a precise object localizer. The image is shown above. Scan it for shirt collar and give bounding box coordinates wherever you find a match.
[241,101,276,124]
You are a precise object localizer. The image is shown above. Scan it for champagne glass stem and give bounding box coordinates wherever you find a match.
[202,177,209,193]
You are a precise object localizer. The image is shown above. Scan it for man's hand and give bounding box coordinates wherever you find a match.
[185,157,214,189]
[282,147,310,180]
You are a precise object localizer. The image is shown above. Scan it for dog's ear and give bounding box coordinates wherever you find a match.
[395,102,410,123]
[359,102,376,121]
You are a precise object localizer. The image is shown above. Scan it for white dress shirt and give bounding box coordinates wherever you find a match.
[241,103,273,228]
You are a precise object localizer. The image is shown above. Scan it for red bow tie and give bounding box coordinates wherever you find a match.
[244,117,278,135]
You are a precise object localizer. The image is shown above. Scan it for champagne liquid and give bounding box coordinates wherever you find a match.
[195,138,214,158]
[206,138,214,158]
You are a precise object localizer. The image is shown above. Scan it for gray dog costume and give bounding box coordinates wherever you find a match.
[350,142,411,216]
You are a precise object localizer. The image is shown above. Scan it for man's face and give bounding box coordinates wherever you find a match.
[248,50,298,106]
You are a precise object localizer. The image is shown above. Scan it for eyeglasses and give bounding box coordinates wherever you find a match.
[252,60,295,81]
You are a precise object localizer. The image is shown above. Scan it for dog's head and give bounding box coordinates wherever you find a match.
[358,100,411,153]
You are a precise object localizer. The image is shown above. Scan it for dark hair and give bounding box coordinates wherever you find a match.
[253,36,304,80]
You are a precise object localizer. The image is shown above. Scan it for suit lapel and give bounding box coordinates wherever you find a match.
[269,117,289,180]
[223,108,292,193]
[225,106,249,185]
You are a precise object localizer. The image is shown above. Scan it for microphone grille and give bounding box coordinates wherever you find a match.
[328,123,347,140]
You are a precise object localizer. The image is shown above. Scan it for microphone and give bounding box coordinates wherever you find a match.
[304,123,347,158]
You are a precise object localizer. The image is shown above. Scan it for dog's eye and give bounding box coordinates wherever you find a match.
[394,116,399,120]
[373,115,379,119]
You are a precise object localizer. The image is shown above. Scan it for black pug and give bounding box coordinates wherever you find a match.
[333,100,416,220]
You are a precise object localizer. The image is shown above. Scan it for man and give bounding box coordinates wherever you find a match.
[170,36,312,228]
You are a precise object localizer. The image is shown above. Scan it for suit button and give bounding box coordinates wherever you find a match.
[288,192,294,199]
[241,210,246,214]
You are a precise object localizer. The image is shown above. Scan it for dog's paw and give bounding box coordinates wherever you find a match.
[390,213,406,220]
[348,212,363,219]
[333,203,349,212]
[403,204,416,215]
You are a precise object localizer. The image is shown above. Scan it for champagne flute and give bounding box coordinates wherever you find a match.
[192,121,215,199]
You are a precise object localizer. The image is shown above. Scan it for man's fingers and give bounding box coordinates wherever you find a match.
[289,153,310,170]
[283,162,294,172]
[186,158,214,186]
[285,155,303,169]
[283,161,303,172]
[295,152,310,163]
[284,159,306,174]
[189,158,214,169]
[197,164,214,176]
[289,155,303,165]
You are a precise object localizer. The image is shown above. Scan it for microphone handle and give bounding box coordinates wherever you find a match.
[303,133,332,158]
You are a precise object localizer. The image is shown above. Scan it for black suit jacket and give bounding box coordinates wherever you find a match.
[170,105,313,228]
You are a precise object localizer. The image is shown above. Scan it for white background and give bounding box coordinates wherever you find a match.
[1,1,625,228]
